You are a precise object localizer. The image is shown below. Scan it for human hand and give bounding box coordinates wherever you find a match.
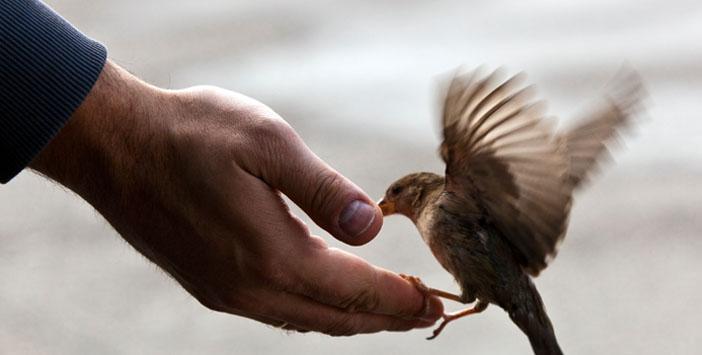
[29,61,443,335]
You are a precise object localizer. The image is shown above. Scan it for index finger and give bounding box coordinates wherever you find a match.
[289,242,444,321]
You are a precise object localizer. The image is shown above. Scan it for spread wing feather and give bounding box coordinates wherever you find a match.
[439,67,642,275]
[440,69,571,275]
[560,68,644,188]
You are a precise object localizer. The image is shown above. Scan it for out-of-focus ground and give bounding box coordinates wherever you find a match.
[1,0,701,354]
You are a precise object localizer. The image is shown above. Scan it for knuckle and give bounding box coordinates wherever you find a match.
[289,214,312,237]
[334,270,381,313]
[190,85,223,101]
[321,314,357,337]
[240,115,300,177]
[336,287,381,313]
[245,114,296,146]
[304,235,329,253]
[309,169,344,216]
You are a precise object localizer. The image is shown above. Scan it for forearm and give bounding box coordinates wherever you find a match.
[0,0,106,183]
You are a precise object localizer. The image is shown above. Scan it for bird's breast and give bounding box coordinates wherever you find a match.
[415,204,438,245]
[414,204,464,276]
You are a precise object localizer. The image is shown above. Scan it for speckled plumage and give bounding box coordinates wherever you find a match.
[379,67,643,355]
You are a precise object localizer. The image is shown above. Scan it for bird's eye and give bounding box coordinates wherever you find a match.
[391,186,403,195]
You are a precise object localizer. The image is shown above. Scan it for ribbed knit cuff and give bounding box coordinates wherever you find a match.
[0,0,107,183]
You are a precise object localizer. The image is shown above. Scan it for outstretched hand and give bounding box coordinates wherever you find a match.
[30,61,443,335]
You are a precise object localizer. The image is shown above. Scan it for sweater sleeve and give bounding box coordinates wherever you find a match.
[0,0,107,184]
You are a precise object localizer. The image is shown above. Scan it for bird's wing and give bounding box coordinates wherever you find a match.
[560,68,644,189]
[440,68,571,276]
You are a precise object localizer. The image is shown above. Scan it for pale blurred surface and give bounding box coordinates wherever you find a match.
[1,1,701,354]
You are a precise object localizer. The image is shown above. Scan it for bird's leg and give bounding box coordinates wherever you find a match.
[399,274,463,303]
[399,274,487,339]
[427,301,488,340]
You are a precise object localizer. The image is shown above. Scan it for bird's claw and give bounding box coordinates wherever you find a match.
[400,273,464,303]
[400,273,431,294]
[426,315,451,340]
[425,302,489,340]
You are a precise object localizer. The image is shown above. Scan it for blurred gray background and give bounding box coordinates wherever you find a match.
[1,0,701,354]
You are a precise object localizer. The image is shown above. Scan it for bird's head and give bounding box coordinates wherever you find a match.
[378,172,444,221]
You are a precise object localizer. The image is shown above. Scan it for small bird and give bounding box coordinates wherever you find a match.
[378,67,642,355]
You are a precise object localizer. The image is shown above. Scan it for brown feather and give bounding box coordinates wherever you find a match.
[560,67,644,189]
[439,67,642,275]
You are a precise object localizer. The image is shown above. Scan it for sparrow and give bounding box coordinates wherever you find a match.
[378,67,643,355]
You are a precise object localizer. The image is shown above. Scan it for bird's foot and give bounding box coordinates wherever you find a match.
[399,274,431,293]
[427,301,488,340]
[400,274,463,303]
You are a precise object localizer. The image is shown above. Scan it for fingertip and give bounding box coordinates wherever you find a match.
[339,201,383,246]
[372,271,438,321]
[421,296,444,323]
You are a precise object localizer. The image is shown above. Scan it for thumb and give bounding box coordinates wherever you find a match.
[246,120,383,245]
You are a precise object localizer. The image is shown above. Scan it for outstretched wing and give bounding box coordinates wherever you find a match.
[560,68,644,189]
[440,68,571,276]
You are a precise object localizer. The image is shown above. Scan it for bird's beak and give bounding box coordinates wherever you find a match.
[377,198,396,216]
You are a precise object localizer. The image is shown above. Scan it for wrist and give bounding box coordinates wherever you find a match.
[29,61,169,205]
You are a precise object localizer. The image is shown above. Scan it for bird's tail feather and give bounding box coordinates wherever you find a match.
[507,277,563,355]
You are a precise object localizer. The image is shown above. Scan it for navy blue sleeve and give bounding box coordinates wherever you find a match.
[0,0,107,184]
